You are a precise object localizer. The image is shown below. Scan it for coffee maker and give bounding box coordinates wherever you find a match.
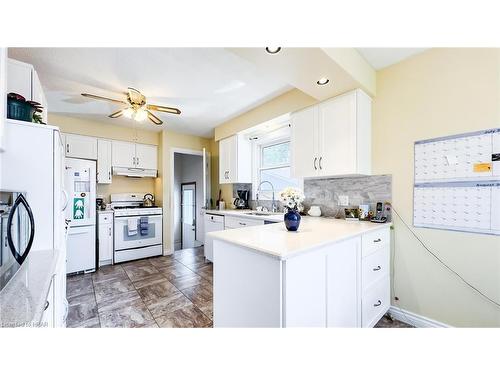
[233,190,250,209]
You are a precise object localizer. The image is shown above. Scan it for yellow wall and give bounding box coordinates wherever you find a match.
[373,48,500,327]
[160,129,213,254]
[48,114,161,202]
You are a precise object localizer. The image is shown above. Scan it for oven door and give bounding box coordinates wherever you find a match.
[114,214,163,251]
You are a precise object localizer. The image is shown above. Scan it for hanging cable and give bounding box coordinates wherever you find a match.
[391,206,500,310]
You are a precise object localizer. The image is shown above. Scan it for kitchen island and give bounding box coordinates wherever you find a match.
[208,217,392,328]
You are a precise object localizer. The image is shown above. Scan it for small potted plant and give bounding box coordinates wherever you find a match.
[279,187,305,231]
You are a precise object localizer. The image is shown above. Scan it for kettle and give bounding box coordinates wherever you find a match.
[143,193,155,207]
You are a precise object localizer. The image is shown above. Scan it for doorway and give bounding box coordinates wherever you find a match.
[181,182,196,249]
[171,149,210,252]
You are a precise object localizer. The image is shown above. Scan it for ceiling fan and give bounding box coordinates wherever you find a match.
[81,87,181,125]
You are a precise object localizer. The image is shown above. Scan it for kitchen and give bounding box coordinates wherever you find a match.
[1,47,500,332]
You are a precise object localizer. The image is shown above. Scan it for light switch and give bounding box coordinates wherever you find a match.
[338,195,349,206]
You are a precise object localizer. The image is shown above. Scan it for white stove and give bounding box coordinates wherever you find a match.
[110,193,163,263]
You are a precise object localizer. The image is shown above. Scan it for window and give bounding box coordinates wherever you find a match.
[253,134,300,200]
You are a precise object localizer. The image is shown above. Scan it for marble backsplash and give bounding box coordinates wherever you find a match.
[228,175,392,218]
[303,175,392,217]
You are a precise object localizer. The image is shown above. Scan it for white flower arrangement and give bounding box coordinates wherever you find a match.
[279,187,305,211]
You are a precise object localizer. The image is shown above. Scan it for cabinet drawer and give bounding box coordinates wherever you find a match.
[225,216,263,229]
[362,246,389,292]
[99,212,113,223]
[362,276,390,328]
[206,213,224,224]
[362,227,390,257]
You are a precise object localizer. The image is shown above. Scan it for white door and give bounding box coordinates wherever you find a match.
[97,139,112,184]
[318,93,357,176]
[7,59,32,100]
[291,106,318,178]
[111,140,136,168]
[181,183,196,249]
[67,225,96,273]
[135,143,157,169]
[65,134,98,160]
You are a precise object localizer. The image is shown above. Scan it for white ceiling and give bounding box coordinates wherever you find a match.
[8,48,291,137]
[356,48,428,70]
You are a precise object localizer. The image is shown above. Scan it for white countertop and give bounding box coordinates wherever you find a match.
[205,209,283,222]
[0,249,60,327]
[208,217,391,259]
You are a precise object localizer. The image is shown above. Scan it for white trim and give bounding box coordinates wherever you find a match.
[388,306,452,328]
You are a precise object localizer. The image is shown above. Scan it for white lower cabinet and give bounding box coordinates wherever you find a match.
[204,213,224,262]
[224,215,264,229]
[98,212,114,266]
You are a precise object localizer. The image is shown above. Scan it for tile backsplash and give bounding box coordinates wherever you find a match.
[303,175,392,217]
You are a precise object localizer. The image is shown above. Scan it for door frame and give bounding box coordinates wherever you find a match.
[169,147,211,255]
[180,181,196,250]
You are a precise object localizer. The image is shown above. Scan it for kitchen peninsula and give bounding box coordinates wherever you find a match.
[209,217,391,328]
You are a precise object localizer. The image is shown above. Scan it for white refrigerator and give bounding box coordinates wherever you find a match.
[64,158,96,273]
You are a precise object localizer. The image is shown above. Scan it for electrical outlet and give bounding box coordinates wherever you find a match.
[338,195,349,206]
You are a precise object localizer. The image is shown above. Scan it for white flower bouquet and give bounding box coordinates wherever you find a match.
[279,187,305,212]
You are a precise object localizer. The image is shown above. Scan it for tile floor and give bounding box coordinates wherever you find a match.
[67,246,412,328]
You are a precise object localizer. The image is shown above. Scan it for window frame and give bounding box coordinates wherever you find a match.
[251,127,302,201]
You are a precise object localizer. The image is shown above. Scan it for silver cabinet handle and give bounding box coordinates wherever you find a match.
[373,300,382,307]
[319,156,322,170]
[66,144,70,154]
[314,157,317,170]
[239,222,247,226]
[373,238,382,243]
[373,265,381,271]
[108,227,111,236]
[137,157,139,166]
[109,170,111,180]
[44,300,50,311]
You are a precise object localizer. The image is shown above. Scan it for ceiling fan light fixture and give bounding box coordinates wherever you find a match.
[134,107,148,122]
[123,107,134,119]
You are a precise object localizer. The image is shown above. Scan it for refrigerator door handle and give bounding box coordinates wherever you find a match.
[7,194,35,265]
[61,189,69,211]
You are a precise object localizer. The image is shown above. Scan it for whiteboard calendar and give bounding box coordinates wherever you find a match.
[413,128,500,235]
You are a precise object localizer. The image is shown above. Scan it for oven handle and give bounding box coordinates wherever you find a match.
[7,194,35,265]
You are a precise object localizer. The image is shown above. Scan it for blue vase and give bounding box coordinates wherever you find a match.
[284,209,301,231]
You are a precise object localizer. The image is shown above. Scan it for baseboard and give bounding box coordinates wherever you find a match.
[388,306,452,328]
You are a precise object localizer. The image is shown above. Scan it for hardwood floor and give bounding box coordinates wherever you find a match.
[67,246,411,328]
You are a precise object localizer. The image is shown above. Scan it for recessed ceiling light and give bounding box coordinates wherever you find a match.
[265,47,282,54]
[316,77,330,86]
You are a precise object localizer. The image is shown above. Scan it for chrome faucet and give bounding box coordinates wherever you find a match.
[256,180,277,213]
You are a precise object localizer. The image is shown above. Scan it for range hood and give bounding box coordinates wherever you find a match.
[113,167,157,178]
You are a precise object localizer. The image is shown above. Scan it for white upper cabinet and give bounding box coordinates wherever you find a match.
[112,140,136,168]
[7,59,32,100]
[97,139,112,184]
[111,140,158,170]
[64,133,98,160]
[291,89,372,178]
[135,143,157,170]
[32,70,48,123]
[219,134,251,184]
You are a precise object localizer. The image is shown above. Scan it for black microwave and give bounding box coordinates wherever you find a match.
[0,191,35,293]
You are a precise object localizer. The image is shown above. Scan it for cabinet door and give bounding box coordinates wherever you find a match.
[219,136,231,184]
[97,139,112,184]
[7,59,32,100]
[326,237,360,327]
[318,93,357,176]
[67,226,96,273]
[32,70,48,123]
[111,140,136,168]
[135,143,157,170]
[98,222,113,265]
[65,133,98,160]
[291,106,318,178]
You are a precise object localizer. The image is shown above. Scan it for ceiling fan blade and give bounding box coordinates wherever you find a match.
[127,87,146,105]
[147,104,181,115]
[81,93,127,104]
[108,109,124,118]
[146,110,163,125]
